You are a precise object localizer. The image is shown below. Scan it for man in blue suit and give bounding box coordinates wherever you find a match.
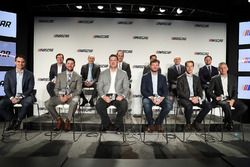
[141,59,173,132]
[0,54,35,130]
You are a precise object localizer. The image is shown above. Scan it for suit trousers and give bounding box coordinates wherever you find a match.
[45,96,80,121]
[46,82,56,97]
[0,96,33,121]
[96,98,128,129]
[81,82,97,102]
[179,99,212,124]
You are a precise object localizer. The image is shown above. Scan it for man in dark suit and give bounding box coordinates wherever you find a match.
[177,60,211,131]
[207,62,248,130]
[46,53,66,97]
[45,58,82,131]
[141,59,173,132]
[80,55,100,107]
[117,50,131,81]
[143,54,161,75]
[167,56,185,96]
[96,54,129,132]
[198,55,218,101]
[0,54,35,131]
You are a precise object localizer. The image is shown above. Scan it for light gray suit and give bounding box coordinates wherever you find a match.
[96,68,129,130]
[45,71,82,120]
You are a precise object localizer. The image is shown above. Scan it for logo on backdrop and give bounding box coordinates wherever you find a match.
[133,36,148,40]
[77,49,93,53]
[194,24,209,28]
[0,20,11,27]
[117,21,133,25]
[93,35,109,38]
[53,34,70,38]
[241,57,250,63]
[209,39,223,42]
[243,85,250,91]
[0,80,4,87]
[156,22,172,26]
[38,78,50,81]
[121,50,133,53]
[171,37,187,40]
[0,50,11,57]
[38,19,54,23]
[38,48,54,52]
[194,52,209,55]
[156,50,172,54]
[133,94,142,98]
[132,65,145,69]
[243,30,250,36]
[78,20,94,24]
[99,64,108,68]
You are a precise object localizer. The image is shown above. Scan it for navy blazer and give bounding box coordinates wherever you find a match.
[49,63,66,81]
[198,65,218,88]
[141,72,168,98]
[80,63,101,83]
[4,69,35,100]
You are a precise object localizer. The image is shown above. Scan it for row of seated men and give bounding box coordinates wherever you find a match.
[0,53,248,134]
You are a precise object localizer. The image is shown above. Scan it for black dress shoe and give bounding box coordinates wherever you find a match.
[5,120,16,131]
[14,120,22,130]
[184,124,193,132]
[225,122,233,131]
[192,121,202,131]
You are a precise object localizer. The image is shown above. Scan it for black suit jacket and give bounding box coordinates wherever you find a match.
[80,63,100,83]
[49,63,66,81]
[141,72,168,98]
[121,62,132,80]
[177,73,203,100]
[143,65,162,75]
[207,74,237,101]
[167,65,185,85]
[4,69,35,100]
[198,65,218,88]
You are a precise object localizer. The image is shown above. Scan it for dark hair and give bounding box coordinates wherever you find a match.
[56,53,64,59]
[66,58,75,64]
[109,54,118,60]
[204,55,212,60]
[185,60,194,67]
[149,54,157,60]
[150,59,160,65]
[116,50,124,55]
[15,54,25,61]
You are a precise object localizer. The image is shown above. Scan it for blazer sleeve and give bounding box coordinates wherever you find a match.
[207,77,217,100]
[177,76,189,100]
[161,75,168,97]
[4,71,14,98]
[72,75,82,97]
[49,64,54,81]
[198,67,207,85]
[126,63,132,80]
[121,72,129,98]
[97,72,105,97]
[23,71,35,98]
[93,65,101,83]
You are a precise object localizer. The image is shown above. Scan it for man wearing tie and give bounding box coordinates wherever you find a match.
[199,55,218,101]
[45,58,82,131]
[46,53,66,97]
[167,56,185,96]
[96,54,129,132]
[80,55,100,107]
[143,54,162,75]
[117,50,131,81]
[0,54,35,131]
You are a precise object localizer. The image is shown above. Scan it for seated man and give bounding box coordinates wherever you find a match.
[96,54,129,132]
[207,62,248,130]
[80,55,100,107]
[177,60,212,131]
[141,59,173,132]
[0,54,35,131]
[47,53,66,97]
[45,58,82,131]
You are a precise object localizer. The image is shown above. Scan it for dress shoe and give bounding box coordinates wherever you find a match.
[192,121,202,131]
[5,120,17,131]
[154,125,164,132]
[14,120,22,130]
[184,124,193,132]
[225,122,233,131]
[147,125,155,133]
[54,117,64,131]
[64,119,71,132]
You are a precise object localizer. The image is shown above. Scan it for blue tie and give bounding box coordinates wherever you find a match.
[87,64,93,81]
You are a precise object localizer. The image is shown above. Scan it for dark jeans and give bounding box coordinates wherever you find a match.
[215,100,248,123]
[47,82,56,97]
[95,97,128,129]
[142,97,173,125]
[0,96,33,121]
[179,98,212,124]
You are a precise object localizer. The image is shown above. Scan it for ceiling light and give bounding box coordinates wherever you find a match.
[159,8,166,13]
[116,6,123,12]
[176,8,183,14]
[139,7,146,12]
[97,5,104,10]
[76,5,82,10]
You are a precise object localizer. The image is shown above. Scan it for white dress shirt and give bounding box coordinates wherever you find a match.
[16,69,24,96]
[108,69,117,94]
[151,72,158,96]
[186,73,194,97]
[221,75,229,97]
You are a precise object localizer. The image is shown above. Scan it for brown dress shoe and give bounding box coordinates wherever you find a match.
[64,119,71,132]
[54,117,64,131]
[155,125,164,132]
[147,125,155,133]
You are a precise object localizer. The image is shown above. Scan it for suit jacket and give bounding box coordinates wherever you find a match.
[54,71,82,97]
[49,63,66,81]
[177,73,203,100]
[141,72,168,98]
[167,65,185,85]
[143,65,162,75]
[80,63,100,83]
[4,68,35,100]
[121,62,132,80]
[207,74,236,101]
[198,65,218,88]
[97,69,129,98]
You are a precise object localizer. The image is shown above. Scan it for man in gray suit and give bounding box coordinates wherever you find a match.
[96,54,129,132]
[45,58,82,131]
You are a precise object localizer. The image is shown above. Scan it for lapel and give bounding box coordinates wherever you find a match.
[183,74,190,95]
[173,65,178,74]
[227,75,231,95]
[148,73,153,93]
[115,69,119,89]
[218,76,223,93]
[22,69,26,89]
[12,69,17,94]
